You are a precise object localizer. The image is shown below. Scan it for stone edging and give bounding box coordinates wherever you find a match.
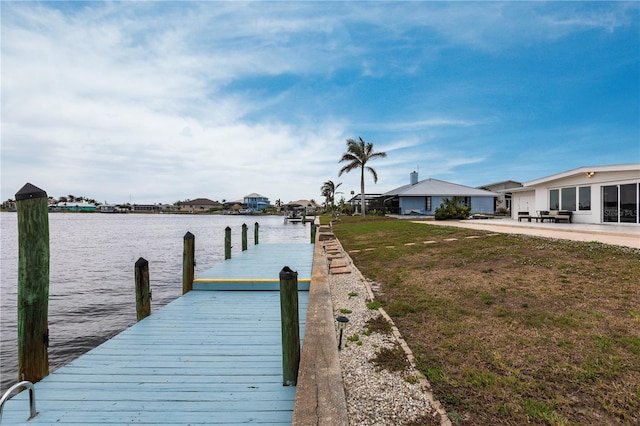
[340,243,453,426]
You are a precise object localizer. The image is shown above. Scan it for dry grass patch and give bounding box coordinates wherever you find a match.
[332,216,640,425]
[365,314,392,335]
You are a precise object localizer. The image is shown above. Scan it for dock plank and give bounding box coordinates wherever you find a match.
[2,244,312,425]
[193,244,314,290]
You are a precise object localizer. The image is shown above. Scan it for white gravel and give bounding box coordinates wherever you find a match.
[327,241,451,426]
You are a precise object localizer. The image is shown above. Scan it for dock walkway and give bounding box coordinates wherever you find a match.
[2,243,313,425]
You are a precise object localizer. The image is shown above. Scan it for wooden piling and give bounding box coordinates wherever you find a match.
[310,222,316,244]
[279,266,300,386]
[182,232,195,294]
[15,183,50,383]
[242,223,248,251]
[135,257,151,321]
[254,222,259,245]
[225,226,232,260]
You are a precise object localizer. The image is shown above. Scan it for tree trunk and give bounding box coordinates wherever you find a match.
[360,166,366,216]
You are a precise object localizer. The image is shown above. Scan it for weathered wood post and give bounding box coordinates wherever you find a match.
[242,223,248,251]
[254,222,259,245]
[135,257,151,321]
[225,226,232,260]
[310,221,316,244]
[279,266,300,386]
[16,183,50,383]
[182,232,195,294]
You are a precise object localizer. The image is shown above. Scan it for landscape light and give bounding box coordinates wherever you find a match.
[336,315,349,350]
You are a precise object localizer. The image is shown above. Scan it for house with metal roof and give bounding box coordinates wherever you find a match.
[510,164,640,225]
[382,171,499,216]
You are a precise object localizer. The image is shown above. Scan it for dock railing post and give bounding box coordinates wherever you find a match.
[15,183,50,384]
[242,223,248,251]
[254,222,259,245]
[135,257,151,321]
[279,266,300,386]
[225,226,232,260]
[182,232,195,294]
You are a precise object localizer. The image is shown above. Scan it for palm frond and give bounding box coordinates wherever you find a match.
[339,162,360,176]
[366,166,379,183]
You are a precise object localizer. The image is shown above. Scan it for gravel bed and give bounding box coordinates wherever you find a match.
[328,245,450,426]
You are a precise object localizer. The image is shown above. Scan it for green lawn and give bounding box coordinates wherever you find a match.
[330,216,640,426]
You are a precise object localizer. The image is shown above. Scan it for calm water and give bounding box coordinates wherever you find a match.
[0,212,311,392]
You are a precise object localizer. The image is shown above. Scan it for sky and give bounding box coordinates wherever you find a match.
[2,1,639,205]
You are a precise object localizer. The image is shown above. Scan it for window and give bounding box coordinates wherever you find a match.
[578,186,591,210]
[463,197,471,207]
[603,185,619,223]
[561,187,576,211]
[425,196,432,211]
[550,186,590,212]
[549,189,559,210]
[620,183,638,223]
[603,183,639,224]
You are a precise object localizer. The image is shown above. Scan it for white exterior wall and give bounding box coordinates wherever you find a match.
[511,190,536,219]
[522,168,640,225]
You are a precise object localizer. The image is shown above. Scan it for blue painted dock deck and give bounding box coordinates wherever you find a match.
[194,244,314,291]
[2,244,313,425]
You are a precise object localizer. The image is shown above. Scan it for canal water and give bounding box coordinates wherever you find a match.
[0,212,311,393]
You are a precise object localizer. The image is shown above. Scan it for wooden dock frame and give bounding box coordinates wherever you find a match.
[2,220,349,425]
[292,227,349,425]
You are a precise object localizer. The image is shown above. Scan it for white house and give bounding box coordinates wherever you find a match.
[510,164,640,225]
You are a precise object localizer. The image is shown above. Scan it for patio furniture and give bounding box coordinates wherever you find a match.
[517,211,535,222]
[539,210,573,223]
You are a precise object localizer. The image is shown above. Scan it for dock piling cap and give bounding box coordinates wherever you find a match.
[15,183,47,200]
[279,266,298,280]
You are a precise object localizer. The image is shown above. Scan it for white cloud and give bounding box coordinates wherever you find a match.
[1,2,637,204]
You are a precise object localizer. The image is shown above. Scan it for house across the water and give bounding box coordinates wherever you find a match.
[244,193,271,211]
[180,198,222,213]
[54,201,97,212]
[285,199,322,215]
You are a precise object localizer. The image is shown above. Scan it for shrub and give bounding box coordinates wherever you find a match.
[435,197,471,220]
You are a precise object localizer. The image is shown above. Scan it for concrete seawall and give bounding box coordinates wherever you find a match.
[293,225,349,425]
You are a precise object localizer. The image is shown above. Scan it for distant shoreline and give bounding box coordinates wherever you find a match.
[0,209,301,217]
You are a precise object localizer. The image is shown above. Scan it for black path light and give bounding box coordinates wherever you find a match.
[336,316,349,350]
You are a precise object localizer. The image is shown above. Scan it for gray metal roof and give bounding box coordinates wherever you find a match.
[244,193,268,199]
[383,178,500,197]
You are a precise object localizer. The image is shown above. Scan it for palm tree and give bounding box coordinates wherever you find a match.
[321,180,342,216]
[338,137,387,216]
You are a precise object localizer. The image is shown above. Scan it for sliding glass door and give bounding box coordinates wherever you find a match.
[603,185,618,223]
[603,184,639,224]
[620,184,638,223]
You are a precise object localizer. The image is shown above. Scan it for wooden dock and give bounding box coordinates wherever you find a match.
[194,244,314,291]
[1,243,313,425]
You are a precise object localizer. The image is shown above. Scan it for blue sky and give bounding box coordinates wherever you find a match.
[2,1,638,205]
